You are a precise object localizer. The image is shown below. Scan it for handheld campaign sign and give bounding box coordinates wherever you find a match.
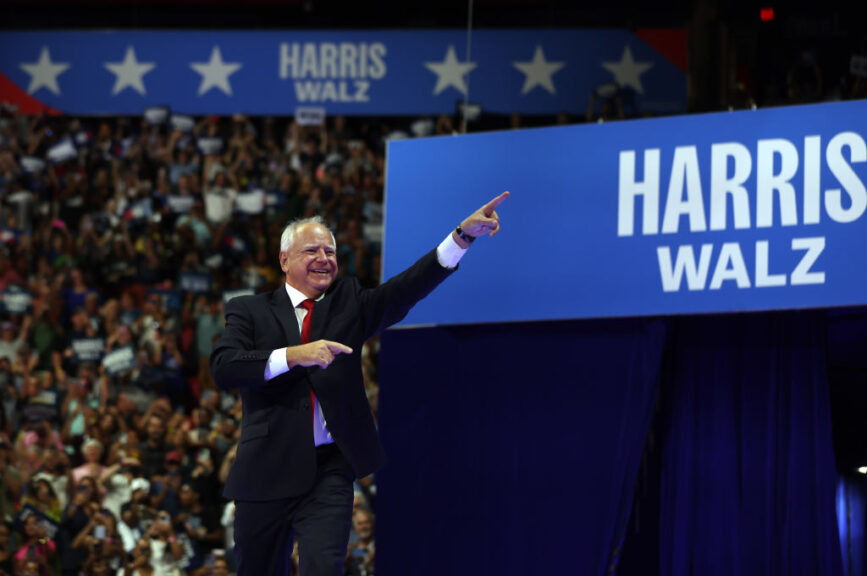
[383,100,867,326]
[102,346,137,376]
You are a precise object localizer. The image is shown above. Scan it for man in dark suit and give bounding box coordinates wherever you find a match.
[210,191,509,576]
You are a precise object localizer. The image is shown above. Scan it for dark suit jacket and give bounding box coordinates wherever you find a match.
[210,249,454,501]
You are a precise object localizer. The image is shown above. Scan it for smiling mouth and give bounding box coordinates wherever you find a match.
[310,269,331,276]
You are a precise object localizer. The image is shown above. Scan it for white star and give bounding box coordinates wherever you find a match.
[105,46,156,96]
[425,46,477,96]
[19,47,70,96]
[513,45,565,95]
[602,46,654,94]
[190,46,242,97]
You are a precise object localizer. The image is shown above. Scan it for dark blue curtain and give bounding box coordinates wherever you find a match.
[658,312,843,576]
[376,318,666,576]
[837,476,866,576]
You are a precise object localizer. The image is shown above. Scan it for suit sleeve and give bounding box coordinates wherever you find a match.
[210,296,304,390]
[359,248,456,340]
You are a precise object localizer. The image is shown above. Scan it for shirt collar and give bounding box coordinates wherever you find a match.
[284,282,324,308]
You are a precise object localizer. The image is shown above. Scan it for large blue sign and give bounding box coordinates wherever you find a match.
[383,100,867,326]
[0,29,685,116]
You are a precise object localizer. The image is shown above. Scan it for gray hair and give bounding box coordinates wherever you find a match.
[83,438,103,454]
[279,216,336,253]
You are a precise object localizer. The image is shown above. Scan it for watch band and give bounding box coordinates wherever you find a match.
[455,225,475,244]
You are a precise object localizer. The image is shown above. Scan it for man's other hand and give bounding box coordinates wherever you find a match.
[286,340,353,369]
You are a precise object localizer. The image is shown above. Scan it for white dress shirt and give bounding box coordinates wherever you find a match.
[264,232,467,446]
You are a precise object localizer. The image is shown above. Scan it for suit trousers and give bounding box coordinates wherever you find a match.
[233,443,355,576]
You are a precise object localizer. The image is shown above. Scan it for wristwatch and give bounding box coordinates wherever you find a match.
[455,225,475,244]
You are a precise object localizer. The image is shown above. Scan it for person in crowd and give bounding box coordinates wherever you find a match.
[14,514,57,575]
[32,445,72,510]
[174,482,222,571]
[20,477,63,524]
[0,521,13,576]
[150,451,183,517]
[212,555,233,576]
[72,438,105,484]
[117,488,147,556]
[60,376,94,447]
[98,456,139,519]
[153,330,186,410]
[345,510,375,576]
[59,476,101,576]
[120,538,156,576]
[73,506,124,571]
[135,410,173,479]
[0,442,22,523]
[90,405,125,450]
[0,317,30,364]
[143,509,189,575]
[195,299,223,392]
[218,501,235,572]
[81,555,112,576]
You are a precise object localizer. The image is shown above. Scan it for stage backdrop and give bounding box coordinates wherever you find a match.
[0,29,685,116]
[377,318,666,576]
[383,99,867,326]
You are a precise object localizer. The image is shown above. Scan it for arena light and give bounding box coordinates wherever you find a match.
[760,7,775,22]
[857,466,867,475]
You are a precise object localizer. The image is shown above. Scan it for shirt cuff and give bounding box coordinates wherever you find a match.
[264,348,289,380]
[436,232,468,269]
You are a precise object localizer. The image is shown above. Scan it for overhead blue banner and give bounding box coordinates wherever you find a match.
[0,29,686,116]
[383,99,867,326]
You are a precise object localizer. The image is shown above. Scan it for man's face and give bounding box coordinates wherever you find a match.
[280,223,337,299]
[147,416,165,441]
[353,512,373,540]
[179,485,195,507]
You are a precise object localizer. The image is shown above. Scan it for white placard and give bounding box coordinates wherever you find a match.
[170,115,195,132]
[198,137,223,155]
[47,139,77,163]
[143,106,169,124]
[295,106,326,126]
[20,156,45,173]
[234,189,265,214]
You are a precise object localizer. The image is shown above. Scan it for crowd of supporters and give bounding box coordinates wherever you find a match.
[0,108,391,575]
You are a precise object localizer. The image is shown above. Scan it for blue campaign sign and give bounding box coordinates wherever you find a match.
[0,29,685,116]
[102,345,138,376]
[383,99,867,326]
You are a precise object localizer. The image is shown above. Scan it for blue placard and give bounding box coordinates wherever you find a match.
[1,284,32,315]
[383,99,867,326]
[16,504,60,540]
[70,337,105,364]
[178,271,212,293]
[147,289,181,312]
[102,345,138,376]
[166,195,195,214]
[0,29,685,116]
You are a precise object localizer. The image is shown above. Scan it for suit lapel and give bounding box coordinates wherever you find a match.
[269,285,301,346]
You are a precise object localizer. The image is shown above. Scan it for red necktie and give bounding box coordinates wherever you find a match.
[299,299,314,344]
[299,299,316,422]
